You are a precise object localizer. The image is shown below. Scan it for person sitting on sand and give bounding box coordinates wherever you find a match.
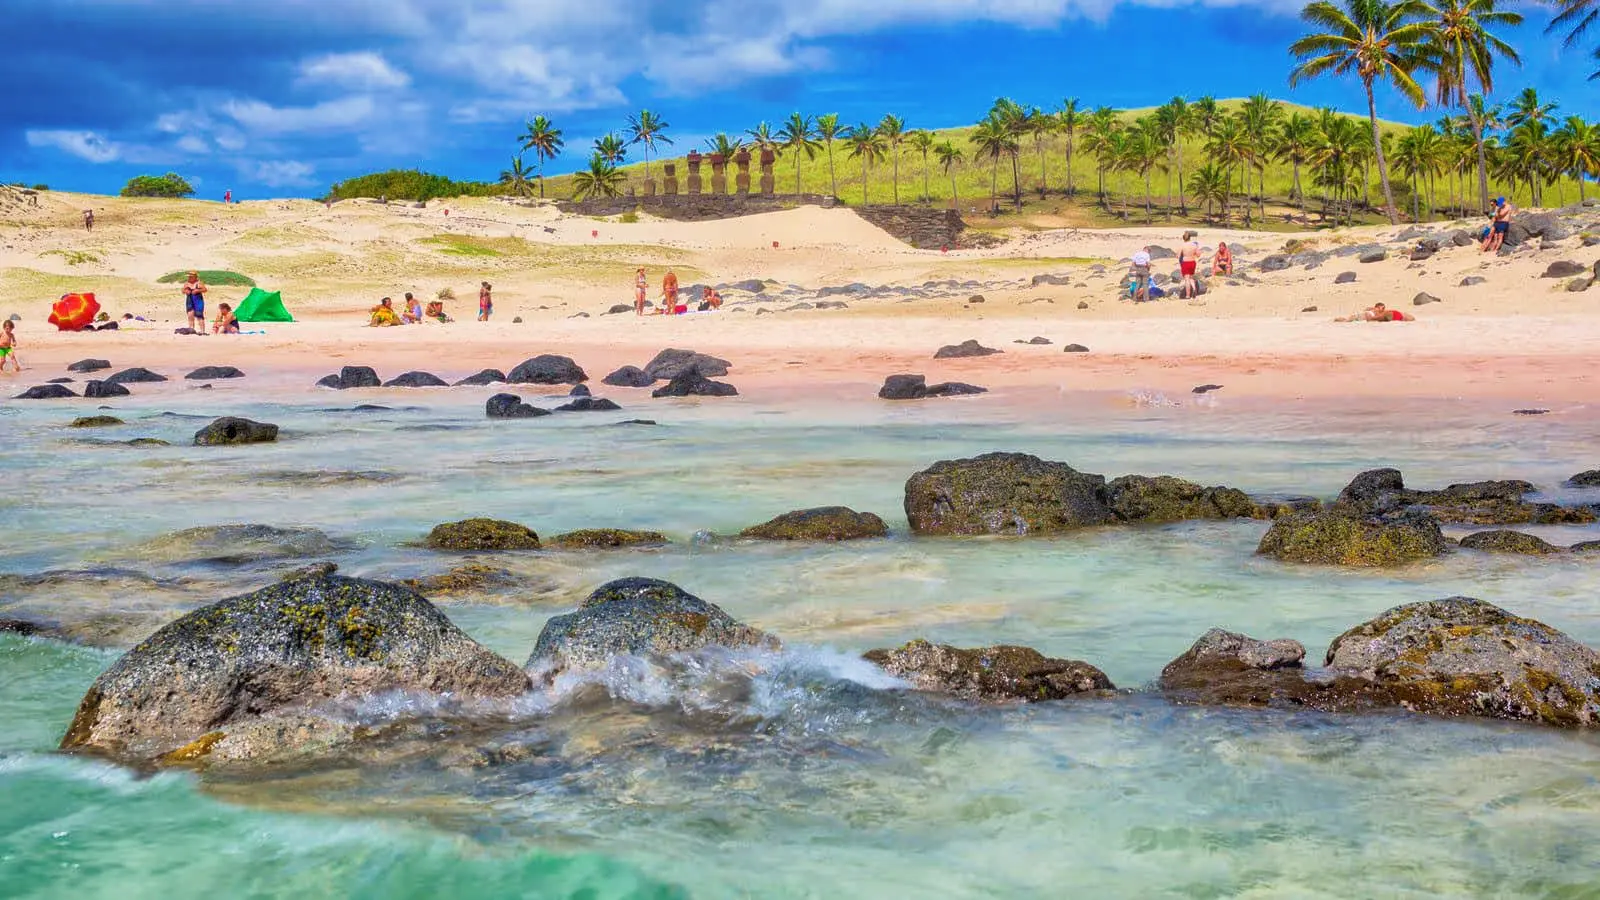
[1335,302,1413,322]
[402,292,423,324]
[662,269,679,314]
[1212,242,1234,276]
[370,297,402,327]
[1128,248,1153,302]
[478,282,493,321]
[425,299,451,323]
[1483,198,1513,253]
[212,303,239,334]
[703,287,723,310]
[635,267,649,316]
[0,320,21,373]
[1178,231,1201,299]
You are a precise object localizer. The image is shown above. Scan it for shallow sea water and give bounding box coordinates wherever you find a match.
[3,382,1600,898]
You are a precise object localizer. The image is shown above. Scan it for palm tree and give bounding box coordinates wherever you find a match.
[1312,114,1368,223]
[1504,119,1555,205]
[1082,106,1121,209]
[1193,96,1221,139]
[1289,0,1435,225]
[704,133,744,160]
[1547,0,1600,79]
[1127,117,1166,223]
[1156,98,1190,217]
[571,154,624,200]
[626,109,672,185]
[1239,94,1284,220]
[499,156,534,198]
[1206,116,1253,225]
[1425,0,1522,210]
[777,113,821,197]
[845,123,886,206]
[969,117,1015,214]
[1505,86,1557,130]
[1554,115,1600,202]
[988,99,1031,206]
[1190,162,1231,223]
[817,114,844,200]
[907,130,936,202]
[746,122,779,153]
[518,115,564,199]
[936,142,965,209]
[877,114,907,204]
[592,133,627,166]
[1027,108,1058,195]
[1277,112,1321,219]
[1058,98,1082,197]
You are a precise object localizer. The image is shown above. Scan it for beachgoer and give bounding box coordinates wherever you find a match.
[635,267,649,316]
[1178,231,1201,299]
[181,271,208,332]
[704,287,723,310]
[425,299,451,323]
[0,320,20,373]
[1335,302,1413,322]
[402,292,423,324]
[662,270,679,315]
[478,282,493,321]
[1483,198,1513,253]
[370,297,402,327]
[1212,242,1234,276]
[83,209,94,232]
[212,303,239,334]
[1129,248,1152,302]
[223,189,232,205]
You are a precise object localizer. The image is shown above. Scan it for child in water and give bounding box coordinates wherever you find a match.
[0,320,20,372]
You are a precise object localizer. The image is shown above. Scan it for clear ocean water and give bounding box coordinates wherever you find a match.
[3,381,1598,899]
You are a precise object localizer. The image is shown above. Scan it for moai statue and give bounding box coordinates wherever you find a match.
[663,161,678,196]
[709,154,727,194]
[759,148,776,196]
[733,149,751,195]
[686,151,703,195]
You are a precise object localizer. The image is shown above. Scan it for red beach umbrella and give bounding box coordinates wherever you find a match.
[48,292,100,331]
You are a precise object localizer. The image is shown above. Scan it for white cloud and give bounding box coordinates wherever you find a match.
[242,160,317,187]
[175,134,209,154]
[223,96,378,134]
[298,51,411,90]
[25,130,122,163]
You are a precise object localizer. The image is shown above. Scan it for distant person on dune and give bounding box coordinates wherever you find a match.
[1178,231,1201,299]
[370,297,402,327]
[181,271,208,333]
[478,282,493,321]
[1336,302,1412,322]
[0,320,21,373]
[223,189,232,205]
[1212,242,1234,276]
[402,292,423,324]
[83,209,94,232]
[1482,198,1513,253]
[662,270,679,314]
[635,267,649,316]
[212,303,239,334]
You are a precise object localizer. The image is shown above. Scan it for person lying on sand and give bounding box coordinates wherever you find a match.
[0,320,21,373]
[1335,302,1413,322]
[1212,242,1234,276]
[370,297,402,327]
[212,303,239,334]
[402,292,423,324]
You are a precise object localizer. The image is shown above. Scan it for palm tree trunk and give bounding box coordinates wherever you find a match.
[795,154,802,198]
[1293,162,1305,220]
[892,152,900,205]
[862,160,870,206]
[1038,142,1048,195]
[1473,118,1489,211]
[1365,82,1399,225]
[1011,152,1022,207]
[950,170,959,209]
[1258,165,1267,220]
[827,143,839,199]
[1177,143,1186,214]
[538,158,546,199]
[1145,171,1153,224]
[991,159,999,214]
[923,151,931,203]
[1165,159,1173,221]
[1066,136,1075,197]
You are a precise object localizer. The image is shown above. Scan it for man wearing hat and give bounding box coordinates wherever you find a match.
[1483,197,1514,253]
[181,271,208,333]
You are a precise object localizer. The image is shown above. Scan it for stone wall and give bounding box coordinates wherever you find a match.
[852,206,968,250]
[556,195,970,249]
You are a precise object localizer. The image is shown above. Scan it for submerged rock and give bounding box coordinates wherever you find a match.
[526,577,775,673]
[485,393,549,419]
[865,639,1113,702]
[879,374,929,400]
[933,339,1002,359]
[316,366,381,389]
[125,524,347,566]
[926,382,987,397]
[547,529,668,550]
[454,369,507,386]
[1106,475,1255,524]
[555,397,622,412]
[193,416,279,446]
[185,366,244,380]
[1331,468,1590,525]
[1256,509,1449,566]
[602,365,655,388]
[424,518,542,551]
[1568,470,1600,488]
[59,574,531,763]
[70,415,124,428]
[402,563,518,596]
[82,380,130,399]
[507,355,587,385]
[642,348,732,380]
[1458,530,1563,555]
[903,452,1113,535]
[382,371,449,388]
[740,507,889,541]
[651,371,738,398]
[15,384,77,399]
[67,358,111,373]
[104,367,167,386]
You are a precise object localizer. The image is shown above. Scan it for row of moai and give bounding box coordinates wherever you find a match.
[641,148,781,197]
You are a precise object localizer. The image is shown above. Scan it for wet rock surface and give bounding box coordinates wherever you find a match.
[454,369,506,386]
[642,348,731,380]
[865,639,1114,702]
[1106,475,1256,524]
[194,417,279,446]
[548,529,669,550]
[105,367,167,386]
[555,397,622,412]
[740,507,889,541]
[651,371,738,398]
[602,365,655,388]
[1458,530,1563,555]
[186,366,244,380]
[486,393,549,419]
[122,524,349,566]
[1332,467,1594,525]
[933,339,1002,359]
[16,384,77,399]
[70,415,124,428]
[316,366,381,389]
[424,518,542,551]
[1256,509,1449,566]
[508,355,587,385]
[83,380,130,399]
[67,358,111,373]
[904,452,1114,535]
[382,371,449,388]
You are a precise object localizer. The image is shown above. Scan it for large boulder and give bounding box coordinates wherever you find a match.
[740,507,889,541]
[879,374,929,400]
[58,574,531,763]
[1106,475,1255,524]
[1503,212,1568,248]
[651,371,738,398]
[642,348,732,380]
[424,518,541,551]
[602,366,655,388]
[926,382,987,397]
[904,452,1113,535]
[933,339,1002,359]
[1158,629,1324,707]
[454,368,507,386]
[486,393,549,419]
[508,354,587,385]
[83,380,131,399]
[547,529,668,550]
[1458,530,1563,555]
[864,639,1113,702]
[104,367,167,386]
[1331,468,1587,525]
[1569,470,1600,488]
[1256,509,1449,566]
[1324,597,1600,727]
[526,577,776,673]
[67,358,111,373]
[185,366,244,380]
[15,384,77,399]
[193,417,278,446]
[555,397,622,412]
[1542,260,1587,279]
[316,366,381,389]
[383,371,449,388]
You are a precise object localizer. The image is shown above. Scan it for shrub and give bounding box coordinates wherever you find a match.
[436,287,456,301]
[618,210,640,224]
[156,269,255,286]
[31,184,48,192]
[121,173,195,198]
[324,169,501,203]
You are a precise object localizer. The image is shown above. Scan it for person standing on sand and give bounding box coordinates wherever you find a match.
[181,271,207,333]
[1178,231,1201,299]
[1483,198,1513,253]
[1129,248,1152,302]
[82,209,94,232]
[223,189,232,205]
[662,270,679,315]
[0,320,21,373]
[635,267,649,316]
[478,282,493,321]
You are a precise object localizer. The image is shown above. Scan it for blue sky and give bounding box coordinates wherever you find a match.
[4,0,1593,199]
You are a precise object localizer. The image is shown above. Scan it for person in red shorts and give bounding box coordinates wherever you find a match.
[1178,230,1201,299]
[1336,302,1413,322]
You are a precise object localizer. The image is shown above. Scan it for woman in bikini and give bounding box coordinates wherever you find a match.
[1212,241,1233,276]
[478,282,493,321]
[1178,231,1201,299]
[635,267,649,316]
[212,303,240,334]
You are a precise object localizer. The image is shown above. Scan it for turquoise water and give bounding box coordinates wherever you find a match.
[3,382,1600,898]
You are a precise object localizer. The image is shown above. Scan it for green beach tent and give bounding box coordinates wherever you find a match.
[233,287,294,323]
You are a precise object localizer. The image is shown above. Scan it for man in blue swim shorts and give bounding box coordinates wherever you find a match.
[1482,197,1513,253]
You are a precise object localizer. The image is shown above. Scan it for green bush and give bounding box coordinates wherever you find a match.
[324,169,502,203]
[31,184,48,192]
[155,269,255,286]
[618,210,640,224]
[121,173,195,198]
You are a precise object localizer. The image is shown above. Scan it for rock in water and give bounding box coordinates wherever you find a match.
[555,397,622,412]
[1324,597,1600,727]
[424,518,541,551]
[878,374,928,400]
[454,369,507,386]
[651,371,739,398]
[507,355,587,385]
[185,366,244,380]
[194,417,279,446]
[485,393,549,419]
[1458,530,1563,555]
[602,366,655,388]
[125,524,344,565]
[1568,470,1600,487]
[1158,629,1317,707]
[15,384,77,399]
[903,452,1114,535]
[925,382,987,397]
[548,529,669,550]
[316,366,381,389]
[1105,475,1255,524]
[1256,509,1449,566]
[864,639,1113,702]
[82,380,130,399]
[642,348,732,379]
[932,339,1002,359]
[70,415,124,428]
[67,358,112,373]
[382,371,449,388]
[568,383,591,398]
[104,367,167,386]
[526,577,776,674]
[740,507,889,541]
[58,574,531,763]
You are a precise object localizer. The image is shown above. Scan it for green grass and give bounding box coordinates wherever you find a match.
[156,269,256,286]
[40,249,103,266]
[418,235,511,257]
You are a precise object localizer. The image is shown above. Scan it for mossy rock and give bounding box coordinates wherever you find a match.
[1105,475,1256,524]
[864,639,1113,702]
[548,529,669,550]
[1256,510,1449,566]
[423,518,541,551]
[1458,530,1563,556]
[739,507,889,541]
[903,452,1112,536]
[70,415,124,428]
[402,563,517,595]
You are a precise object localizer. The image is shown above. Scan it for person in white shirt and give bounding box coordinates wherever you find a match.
[1129,248,1153,302]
